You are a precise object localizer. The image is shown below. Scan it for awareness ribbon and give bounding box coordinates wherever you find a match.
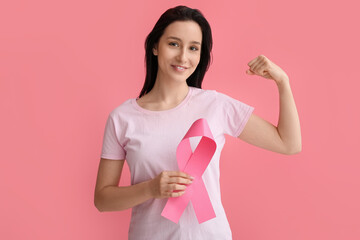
[161,118,217,224]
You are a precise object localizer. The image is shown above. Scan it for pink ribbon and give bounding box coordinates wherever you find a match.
[161,118,217,224]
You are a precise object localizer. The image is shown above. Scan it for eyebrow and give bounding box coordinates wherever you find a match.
[167,36,201,45]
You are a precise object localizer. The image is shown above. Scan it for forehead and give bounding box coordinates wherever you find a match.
[162,21,202,43]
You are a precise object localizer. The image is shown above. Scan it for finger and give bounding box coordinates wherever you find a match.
[249,56,263,70]
[167,183,187,191]
[171,191,185,198]
[166,190,185,198]
[254,62,267,76]
[249,60,262,73]
[247,56,259,66]
[176,184,187,191]
[164,191,174,198]
[253,62,266,75]
[168,176,193,185]
[163,189,185,198]
[166,171,194,180]
[166,183,185,192]
[246,69,255,75]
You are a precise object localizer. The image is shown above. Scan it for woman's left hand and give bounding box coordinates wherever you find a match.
[246,55,289,84]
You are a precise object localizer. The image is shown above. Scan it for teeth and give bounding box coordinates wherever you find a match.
[176,66,184,70]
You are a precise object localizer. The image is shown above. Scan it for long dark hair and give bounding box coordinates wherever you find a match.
[138,5,213,98]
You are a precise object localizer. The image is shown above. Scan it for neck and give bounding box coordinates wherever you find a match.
[148,75,189,105]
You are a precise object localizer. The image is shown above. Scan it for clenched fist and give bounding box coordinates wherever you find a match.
[246,55,289,84]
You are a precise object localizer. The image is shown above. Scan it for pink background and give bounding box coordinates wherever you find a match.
[1,0,359,239]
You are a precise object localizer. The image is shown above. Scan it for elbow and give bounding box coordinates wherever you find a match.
[94,193,127,212]
[94,192,105,212]
[94,199,103,212]
[285,144,302,155]
[95,205,104,213]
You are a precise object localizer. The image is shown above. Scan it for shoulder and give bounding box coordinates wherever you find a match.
[108,98,134,118]
[190,87,245,107]
[193,87,238,102]
[190,86,219,99]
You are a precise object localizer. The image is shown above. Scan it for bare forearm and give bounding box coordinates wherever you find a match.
[95,180,153,212]
[276,78,302,154]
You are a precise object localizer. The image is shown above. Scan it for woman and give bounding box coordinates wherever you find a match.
[94,5,301,240]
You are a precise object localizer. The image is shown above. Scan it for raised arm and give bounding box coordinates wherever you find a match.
[238,55,302,155]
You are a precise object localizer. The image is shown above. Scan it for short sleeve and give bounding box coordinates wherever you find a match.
[100,114,126,160]
[217,92,255,137]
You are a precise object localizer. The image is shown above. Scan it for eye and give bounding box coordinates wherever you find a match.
[169,42,179,47]
[190,46,199,51]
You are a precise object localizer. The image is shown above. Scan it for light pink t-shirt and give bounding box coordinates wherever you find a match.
[100,86,254,240]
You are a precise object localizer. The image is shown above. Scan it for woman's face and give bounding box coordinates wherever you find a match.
[153,20,202,83]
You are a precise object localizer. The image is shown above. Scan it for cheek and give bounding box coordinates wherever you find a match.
[193,54,201,66]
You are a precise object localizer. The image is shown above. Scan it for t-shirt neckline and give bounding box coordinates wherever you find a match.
[132,86,193,114]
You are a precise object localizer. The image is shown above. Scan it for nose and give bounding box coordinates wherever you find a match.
[176,47,187,63]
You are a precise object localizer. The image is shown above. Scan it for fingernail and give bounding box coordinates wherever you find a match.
[190,176,195,180]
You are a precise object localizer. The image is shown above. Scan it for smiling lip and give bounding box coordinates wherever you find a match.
[171,65,188,71]
[172,65,188,68]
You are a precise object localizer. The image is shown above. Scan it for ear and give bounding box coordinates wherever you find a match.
[152,43,158,56]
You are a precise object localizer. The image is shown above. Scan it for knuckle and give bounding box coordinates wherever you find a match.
[172,192,180,198]
[175,184,185,190]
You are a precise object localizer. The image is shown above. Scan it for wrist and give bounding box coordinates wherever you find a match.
[144,179,155,199]
[276,76,290,87]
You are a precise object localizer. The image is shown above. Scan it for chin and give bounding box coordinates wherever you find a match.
[170,73,192,82]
